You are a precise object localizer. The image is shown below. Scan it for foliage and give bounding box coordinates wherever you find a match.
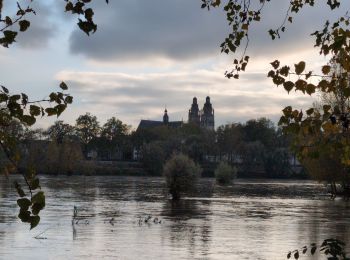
[101,117,130,141]
[75,113,100,145]
[163,153,202,200]
[0,0,109,48]
[45,120,76,144]
[0,84,72,229]
[141,142,166,176]
[201,0,342,78]
[287,238,349,260]
[215,161,237,185]
[0,0,108,228]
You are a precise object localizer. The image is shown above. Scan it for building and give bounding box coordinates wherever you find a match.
[137,96,215,131]
[188,96,215,130]
[137,109,183,131]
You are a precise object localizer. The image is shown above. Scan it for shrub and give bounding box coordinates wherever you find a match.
[215,161,237,185]
[163,153,202,200]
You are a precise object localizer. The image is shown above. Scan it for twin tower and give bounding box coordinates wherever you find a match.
[188,96,215,130]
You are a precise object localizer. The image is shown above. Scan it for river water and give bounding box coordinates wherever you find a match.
[0,176,349,260]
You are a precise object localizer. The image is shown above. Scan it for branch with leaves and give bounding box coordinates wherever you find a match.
[0,82,72,229]
[202,0,344,78]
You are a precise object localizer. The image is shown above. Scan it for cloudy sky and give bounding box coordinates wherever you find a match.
[1,0,349,130]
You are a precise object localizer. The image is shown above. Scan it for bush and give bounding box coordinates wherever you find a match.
[215,161,237,185]
[163,153,202,200]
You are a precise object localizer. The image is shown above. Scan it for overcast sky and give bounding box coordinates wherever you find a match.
[1,0,349,130]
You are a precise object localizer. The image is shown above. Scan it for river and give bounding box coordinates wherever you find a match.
[0,176,349,259]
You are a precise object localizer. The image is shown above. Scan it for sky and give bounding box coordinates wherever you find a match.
[1,0,349,130]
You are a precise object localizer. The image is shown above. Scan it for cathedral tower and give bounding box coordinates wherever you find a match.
[200,96,214,130]
[188,97,200,126]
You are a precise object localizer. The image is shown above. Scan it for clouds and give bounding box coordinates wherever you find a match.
[67,0,350,64]
[15,1,57,49]
[69,0,229,62]
[56,69,314,129]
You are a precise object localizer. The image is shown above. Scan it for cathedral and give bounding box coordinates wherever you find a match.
[188,96,215,130]
[137,96,215,131]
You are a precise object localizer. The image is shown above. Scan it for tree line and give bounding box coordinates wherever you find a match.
[0,112,302,178]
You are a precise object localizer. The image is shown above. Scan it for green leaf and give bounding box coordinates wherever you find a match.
[14,181,26,197]
[31,191,45,207]
[55,104,67,117]
[45,108,57,116]
[18,209,31,223]
[17,198,31,211]
[30,216,40,230]
[59,81,68,90]
[31,203,44,215]
[31,178,40,190]
[21,115,36,126]
[29,105,41,116]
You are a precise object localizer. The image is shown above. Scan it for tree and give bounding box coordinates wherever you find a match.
[203,1,350,185]
[101,117,130,141]
[76,113,100,144]
[215,161,237,185]
[0,0,108,228]
[46,121,76,144]
[163,153,202,200]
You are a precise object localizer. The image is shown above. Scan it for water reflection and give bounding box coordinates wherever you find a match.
[161,199,212,259]
[0,176,350,260]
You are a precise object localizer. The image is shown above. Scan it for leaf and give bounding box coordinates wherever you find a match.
[1,86,9,93]
[17,198,31,211]
[283,106,292,116]
[295,79,307,93]
[270,60,280,69]
[65,96,73,104]
[311,246,317,255]
[283,81,294,93]
[59,81,68,90]
[273,75,285,85]
[31,178,40,190]
[322,65,331,75]
[306,84,316,95]
[21,115,36,126]
[45,108,57,116]
[29,105,41,116]
[18,209,31,223]
[14,181,26,197]
[242,24,248,30]
[30,216,40,230]
[294,61,306,75]
[19,20,30,32]
[31,191,45,207]
[0,93,8,102]
[55,104,67,117]
[306,108,314,116]
[31,203,44,215]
